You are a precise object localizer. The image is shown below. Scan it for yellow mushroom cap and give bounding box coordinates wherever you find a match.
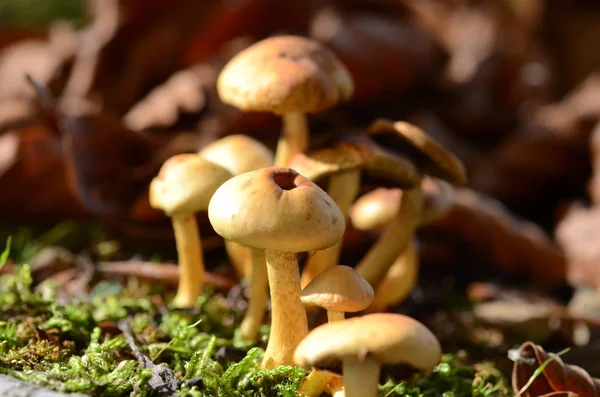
[301,265,374,312]
[288,136,419,188]
[149,154,233,216]
[294,313,441,371]
[349,188,402,232]
[368,119,467,185]
[208,167,345,253]
[350,178,453,231]
[217,35,354,115]
[198,134,274,175]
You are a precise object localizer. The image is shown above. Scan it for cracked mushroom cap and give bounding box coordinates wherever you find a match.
[208,167,345,252]
[198,134,274,175]
[294,313,441,372]
[217,35,354,115]
[349,178,452,231]
[288,135,419,188]
[301,265,374,312]
[367,119,467,185]
[149,154,233,216]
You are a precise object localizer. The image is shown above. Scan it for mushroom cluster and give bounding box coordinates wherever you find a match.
[148,33,466,393]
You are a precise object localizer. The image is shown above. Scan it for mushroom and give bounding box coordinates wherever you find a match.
[208,167,345,367]
[149,154,233,307]
[199,134,274,341]
[301,265,373,322]
[350,178,453,311]
[217,35,354,166]
[294,313,442,397]
[354,120,466,289]
[288,135,419,288]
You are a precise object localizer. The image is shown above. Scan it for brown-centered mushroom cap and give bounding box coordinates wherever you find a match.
[217,35,354,115]
[149,154,233,216]
[294,313,441,371]
[288,136,419,188]
[367,119,467,185]
[198,134,274,175]
[301,265,374,312]
[208,167,345,253]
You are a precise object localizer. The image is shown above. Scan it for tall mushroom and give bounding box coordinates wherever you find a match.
[350,178,452,311]
[354,120,467,289]
[288,135,419,287]
[208,167,345,368]
[294,313,442,397]
[217,35,354,166]
[199,134,274,341]
[301,265,373,322]
[149,154,233,308]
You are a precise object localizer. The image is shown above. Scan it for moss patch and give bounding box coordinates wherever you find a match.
[0,265,511,396]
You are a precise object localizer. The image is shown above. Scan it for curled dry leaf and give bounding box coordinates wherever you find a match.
[30,76,163,218]
[420,186,566,285]
[512,341,600,397]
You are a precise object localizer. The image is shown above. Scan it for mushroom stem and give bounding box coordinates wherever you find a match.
[275,112,309,167]
[355,186,422,289]
[262,250,308,368]
[171,213,204,308]
[225,240,251,279]
[240,248,268,341]
[366,241,419,313]
[327,310,345,322]
[342,357,380,397]
[301,170,361,287]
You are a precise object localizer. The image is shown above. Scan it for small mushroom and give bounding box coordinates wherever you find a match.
[350,179,452,311]
[301,265,373,322]
[294,313,442,397]
[354,120,466,289]
[208,167,345,368]
[289,135,419,287]
[149,154,233,307]
[217,35,354,166]
[199,134,274,341]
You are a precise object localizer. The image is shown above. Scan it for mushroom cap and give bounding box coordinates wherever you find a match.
[198,134,274,175]
[301,265,374,312]
[349,188,401,232]
[288,136,419,188]
[349,178,453,231]
[367,119,467,185]
[208,167,345,252]
[294,313,441,371]
[149,154,233,216]
[217,35,354,115]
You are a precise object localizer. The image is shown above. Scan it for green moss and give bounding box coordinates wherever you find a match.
[0,264,510,396]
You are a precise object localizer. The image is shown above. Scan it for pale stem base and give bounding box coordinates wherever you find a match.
[262,250,308,368]
[343,357,381,397]
[240,248,268,341]
[171,213,204,308]
[300,170,361,288]
[327,310,345,322]
[355,186,422,289]
[298,369,336,397]
[274,112,309,167]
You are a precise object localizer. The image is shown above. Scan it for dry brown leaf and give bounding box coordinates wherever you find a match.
[420,186,566,285]
[512,342,600,397]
